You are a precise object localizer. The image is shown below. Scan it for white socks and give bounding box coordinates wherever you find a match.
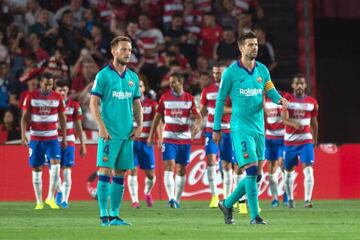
[303,166,314,202]
[284,170,295,200]
[223,169,233,199]
[62,168,72,203]
[47,163,60,200]
[32,171,43,204]
[268,173,279,200]
[127,175,139,203]
[164,171,175,200]
[175,175,186,203]
[144,176,156,195]
[207,165,217,195]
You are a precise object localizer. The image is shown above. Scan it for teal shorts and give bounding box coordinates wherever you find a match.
[96,137,134,170]
[231,130,265,168]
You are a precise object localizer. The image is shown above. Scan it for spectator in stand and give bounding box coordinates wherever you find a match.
[139,0,163,29]
[47,47,70,81]
[254,26,277,72]
[29,9,58,52]
[215,0,238,33]
[54,0,87,28]
[194,0,212,13]
[237,10,254,34]
[215,26,240,64]
[136,13,166,90]
[28,32,49,63]
[70,53,98,100]
[162,0,184,31]
[84,23,110,66]
[164,11,189,45]
[0,31,10,63]
[0,61,10,118]
[26,1,58,31]
[0,109,21,143]
[159,43,191,73]
[183,0,202,34]
[199,11,222,61]
[58,9,83,65]
[234,0,264,20]
[179,32,199,69]
[188,55,209,91]
[80,7,100,37]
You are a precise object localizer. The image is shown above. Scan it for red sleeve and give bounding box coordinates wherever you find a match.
[73,101,83,121]
[22,93,32,111]
[58,95,66,113]
[200,89,207,106]
[157,96,165,114]
[311,99,319,117]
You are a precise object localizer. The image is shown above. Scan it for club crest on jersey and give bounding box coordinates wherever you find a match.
[243,153,249,159]
[39,106,51,115]
[170,108,183,117]
[257,77,262,83]
[128,80,134,87]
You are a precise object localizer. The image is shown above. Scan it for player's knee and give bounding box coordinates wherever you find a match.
[98,167,112,176]
[257,174,262,183]
[32,166,42,172]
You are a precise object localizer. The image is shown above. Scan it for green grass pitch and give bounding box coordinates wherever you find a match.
[1,200,360,240]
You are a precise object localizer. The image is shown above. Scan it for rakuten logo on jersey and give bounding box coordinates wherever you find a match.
[112,91,132,99]
[239,88,262,96]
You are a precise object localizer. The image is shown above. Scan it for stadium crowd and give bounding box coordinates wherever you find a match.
[0,0,279,143]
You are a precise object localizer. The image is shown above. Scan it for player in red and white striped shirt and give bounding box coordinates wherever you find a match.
[128,79,162,209]
[264,91,290,207]
[148,72,202,208]
[21,72,67,210]
[53,80,86,208]
[281,74,318,208]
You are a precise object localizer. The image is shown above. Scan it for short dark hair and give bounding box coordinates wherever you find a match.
[169,72,184,81]
[55,79,70,88]
[213,61,227,68]
[292,73,305,82]
[110,36,132,49]
[223,26,233,32]
[199,71,210,77]
[237,31,257,46]
[40,72,53,80]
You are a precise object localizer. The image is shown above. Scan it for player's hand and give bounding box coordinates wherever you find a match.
[80,144,87,157]
[21,135,28,147]
[293,122,304,130]
[212,131,222,145]
[61,139,68,148]
[130,126,142,140]
[191,125,201,139]
[279,98,288,109]
[146,136,154,146]
[99,126,111,141]
[157,139,163,149]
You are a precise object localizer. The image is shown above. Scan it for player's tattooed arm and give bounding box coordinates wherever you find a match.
[58,111,68,147]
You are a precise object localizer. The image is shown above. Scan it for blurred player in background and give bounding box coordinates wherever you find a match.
[148,72,202,208]
[282,73,318,208]
[53,79,86,208]
[264,90,289,207]
[90,36,143,226]
[213,31,288,225]
[21,72,67,210]
[128,79,162,209]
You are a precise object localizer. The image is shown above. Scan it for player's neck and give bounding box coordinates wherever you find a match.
[39,89,51,96]
[112,60,127,74]
[240,57,255,71]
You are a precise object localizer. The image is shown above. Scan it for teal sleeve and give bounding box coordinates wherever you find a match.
[214,70,231,131]
[266,87,282,104]
[91,71,105,98]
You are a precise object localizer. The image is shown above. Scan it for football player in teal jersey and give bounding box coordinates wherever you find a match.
[90,36,143,226]
[213,31,288,225]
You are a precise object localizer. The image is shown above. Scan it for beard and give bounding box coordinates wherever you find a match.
[116,57,129,66]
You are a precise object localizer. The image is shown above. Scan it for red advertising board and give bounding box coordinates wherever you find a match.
[0,144,359,201]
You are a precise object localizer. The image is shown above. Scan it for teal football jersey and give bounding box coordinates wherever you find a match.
[91,64,141,140]
[214,60,281,134]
